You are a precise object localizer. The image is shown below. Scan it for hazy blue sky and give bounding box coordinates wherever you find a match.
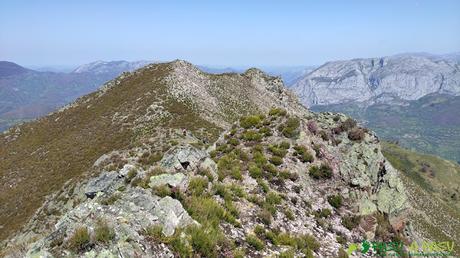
[1,0,459,67]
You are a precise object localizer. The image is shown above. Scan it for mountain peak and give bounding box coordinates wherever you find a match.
[72,60,153,74]
[0,61,32,77]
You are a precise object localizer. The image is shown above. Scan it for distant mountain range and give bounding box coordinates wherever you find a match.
[289,53,460,162]
[0,60,154,131]
[291,53,460,107]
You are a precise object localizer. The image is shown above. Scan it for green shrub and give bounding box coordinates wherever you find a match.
[313,208,332,218]
[253,151,267,166]
[124,168,138,183]
[233,248,246,258]
[217,153,240,181]
[258,208,272,225]
[259,126,272,137]
[268,145,287,158]
[185,196,226,227]
[249,164,263,179]
[266,191,282,205]
[296,234,320,251]
[237,148,250,161]
[348,128,365,142]
[279,141,290,149]
[279,249,295,258]
[327,194,343,209]
[229,184,245,198]
[294,145,314,163]
[279,169,291,179]
[188,176,209,196]
[254,225,265,238]
[224,199,239,217]
[170,233,192,257]
[242,130,263,142]
[312,144,322,158]
[145,224,164,241]
[341,215,361,230]
[269,156,283,166]
[265,230,278,245]
[197,167,214,182]
[246,234,265,251]
[227,137,240,146]
[152,185,172,197]
[284,209,295,220]
[263,163,278,177]
[231,166,243,180]
[276,232,297,246]
[309,164,333,179]
[240,115,262,129]
[257,179,270,193]
[188,225,220,257]
[139,152,163,166]
[248,194,264,206]
[213,183,232,200]
[269,107,287,117]
[281,117,300,138]
[68,226,90,251]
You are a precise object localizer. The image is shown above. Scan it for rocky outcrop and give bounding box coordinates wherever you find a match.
[3,109,416,257]
[291,54,460,107]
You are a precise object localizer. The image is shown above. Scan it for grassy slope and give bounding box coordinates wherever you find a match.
[0,64,222,242]
[0,62,285,242]
[311,94,460,163]
[382,142,460,255]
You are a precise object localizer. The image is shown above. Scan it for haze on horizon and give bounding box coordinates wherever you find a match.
[0,0,459,67]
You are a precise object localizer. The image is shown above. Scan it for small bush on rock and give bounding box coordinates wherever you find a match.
[280,117,300,138]
[152,185,172,197]
[240,115,262,129]
[246,234,265,251]
[68,226,90,252]
[293,145,314,163]
[258,208,272,225]
[327,194,343,209]
[309,164,333,179]
[242,130,263,142]
[348,128,365,142]
[269,107,287,117]
[188,176,209,196]
[249,164,263,179]
[269,155,283,166]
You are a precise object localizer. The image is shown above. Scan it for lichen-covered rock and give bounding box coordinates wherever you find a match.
[84,172,124,198]
[149,173,186,188]
[160,145,208,171]
[153,196,195,236]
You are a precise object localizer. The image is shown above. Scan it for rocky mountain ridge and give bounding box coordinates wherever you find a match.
[291,54,460,107]
[0,61,457,257]
[72,60,153,75]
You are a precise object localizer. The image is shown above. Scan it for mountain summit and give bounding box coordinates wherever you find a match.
[0,61,31,77]
[1,61,458,257]
[72,60,153,75]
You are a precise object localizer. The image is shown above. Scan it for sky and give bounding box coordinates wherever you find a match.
[0,0,459,67]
